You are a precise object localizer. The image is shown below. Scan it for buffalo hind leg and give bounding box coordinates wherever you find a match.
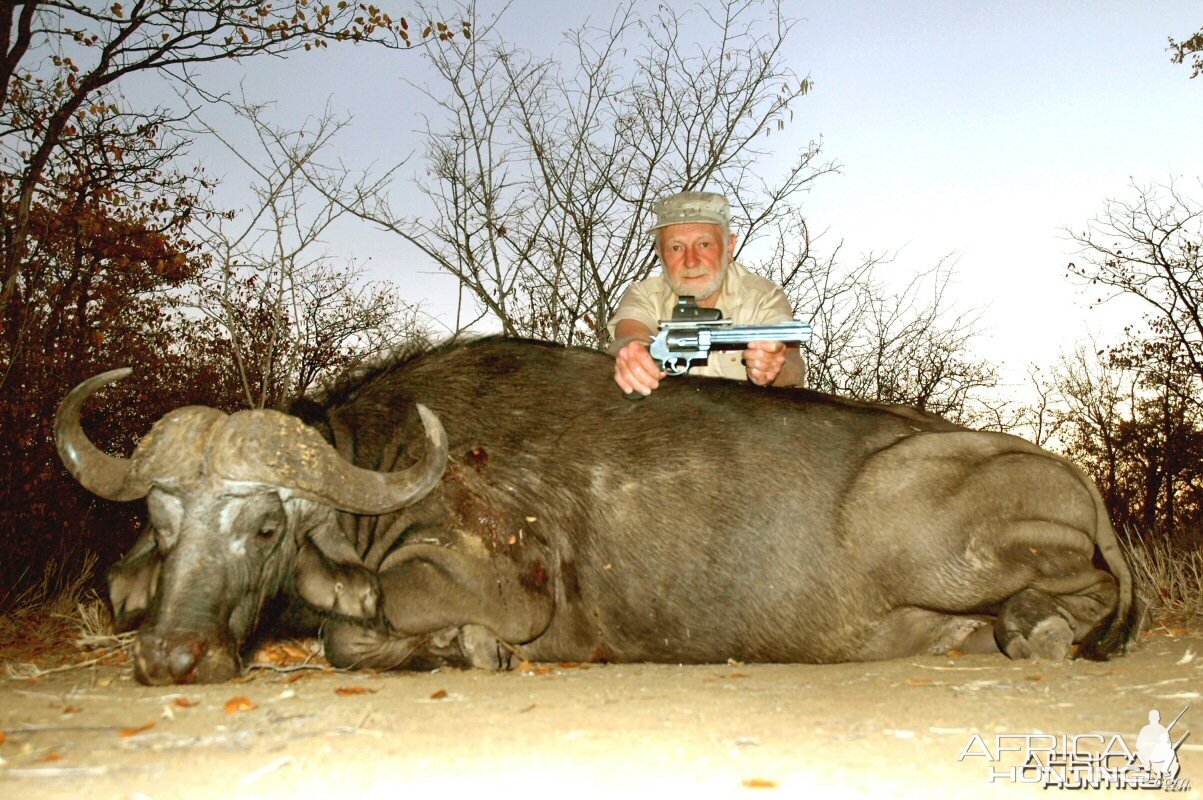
[996,573,1119,660]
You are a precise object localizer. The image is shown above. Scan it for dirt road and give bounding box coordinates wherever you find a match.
[2,631,1200,798]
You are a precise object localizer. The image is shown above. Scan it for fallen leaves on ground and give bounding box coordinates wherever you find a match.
[741,778,777,789]
[334,686,378,697]
[0,731,6,746]
[252,639,321,667]
[518,661,555,676]
[704,672,753,684]
[119,721,156,738]
[172,697,198,708]
[429,689,448,700]
[223,696,256,713]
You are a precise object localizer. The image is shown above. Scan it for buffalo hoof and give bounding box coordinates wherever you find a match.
[457,624,513,670]
[999,616,1074,660]
[134,629,241,685]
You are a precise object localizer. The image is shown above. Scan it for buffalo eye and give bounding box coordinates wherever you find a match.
[257,524,279,540]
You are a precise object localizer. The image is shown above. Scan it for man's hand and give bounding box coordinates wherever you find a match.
[744,340,788,386]
[614,340,666,396]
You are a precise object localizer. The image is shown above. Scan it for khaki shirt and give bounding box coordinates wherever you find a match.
[606,261,797,381]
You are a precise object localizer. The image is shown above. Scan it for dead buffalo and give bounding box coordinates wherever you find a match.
[56,338,1136,684]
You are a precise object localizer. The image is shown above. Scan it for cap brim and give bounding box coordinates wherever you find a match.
[645,215,729,235]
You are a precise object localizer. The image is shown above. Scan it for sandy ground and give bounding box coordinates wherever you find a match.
[1,631,1201,799]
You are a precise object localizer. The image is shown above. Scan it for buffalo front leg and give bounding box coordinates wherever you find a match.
[322,619,510,671]
[995,572,1119,660]
[324,544,554,671]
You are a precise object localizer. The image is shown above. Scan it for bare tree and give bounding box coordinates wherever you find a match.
[188,99,432,408]
[1066,179,1203,407]
[1051,345,1130,510]
[1169,27,1203,78]
[1,0,464,324]
[751,210,995,421]
[999,366,1064,446]
[1043,340,1203,535]
[314,0,833,345]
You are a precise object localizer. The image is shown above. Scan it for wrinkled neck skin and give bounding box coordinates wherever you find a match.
[132,479,313,685]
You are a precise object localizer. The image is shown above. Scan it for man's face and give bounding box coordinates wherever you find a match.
[657,223,737,303]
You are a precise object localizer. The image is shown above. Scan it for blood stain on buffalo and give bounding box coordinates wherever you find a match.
[463,446,488,470]
[520,561,548,593]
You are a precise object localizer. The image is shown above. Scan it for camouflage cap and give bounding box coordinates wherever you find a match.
[646,190,731,234]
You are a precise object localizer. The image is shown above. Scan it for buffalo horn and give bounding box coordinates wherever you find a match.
[213,404,449,514]
[54,368,151,501]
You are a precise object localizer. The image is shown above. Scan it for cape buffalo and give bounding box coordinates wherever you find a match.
[56,338,1137,684]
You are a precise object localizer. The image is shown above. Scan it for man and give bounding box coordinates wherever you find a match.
[607,190,806,396]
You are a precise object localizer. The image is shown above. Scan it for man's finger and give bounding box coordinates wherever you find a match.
[749,339,784,354]
[622,361,657,395]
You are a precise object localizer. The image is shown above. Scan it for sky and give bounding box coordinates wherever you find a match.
[786,1,1203,383]
[160,0,1203,389]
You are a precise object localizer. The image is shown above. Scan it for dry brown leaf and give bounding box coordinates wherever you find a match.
[254,640,315,665]
[946,649,964,658]
[430,689,449,700]
[62,705,82,715]
[0,730,7,746]
[742,778,777,789]
[119,721,155,738]
[558,662,581,669]
[905,677,934,687]
[43,751,63,762]
[519,661,553,675]
[1025,674,1046,682]
[223,696,256,713]
[726,672,750,680]
[172,697,198,708]
[334,686,378,697]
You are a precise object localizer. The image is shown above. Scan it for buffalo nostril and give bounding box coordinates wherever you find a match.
[135,628,240,684]
[166,633,209,682]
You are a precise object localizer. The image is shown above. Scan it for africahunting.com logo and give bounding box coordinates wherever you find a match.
[958,706,1191,790]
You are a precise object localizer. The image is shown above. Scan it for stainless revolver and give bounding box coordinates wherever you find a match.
[648,296,813,376]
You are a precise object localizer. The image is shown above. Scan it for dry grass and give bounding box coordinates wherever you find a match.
[1120,528,1203,629]
[0,553,132,676]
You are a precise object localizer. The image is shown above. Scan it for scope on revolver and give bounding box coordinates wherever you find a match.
[671,296,723,322]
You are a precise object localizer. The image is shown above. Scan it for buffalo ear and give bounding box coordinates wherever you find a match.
[107,530,160,632]
[293,528,378,620]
